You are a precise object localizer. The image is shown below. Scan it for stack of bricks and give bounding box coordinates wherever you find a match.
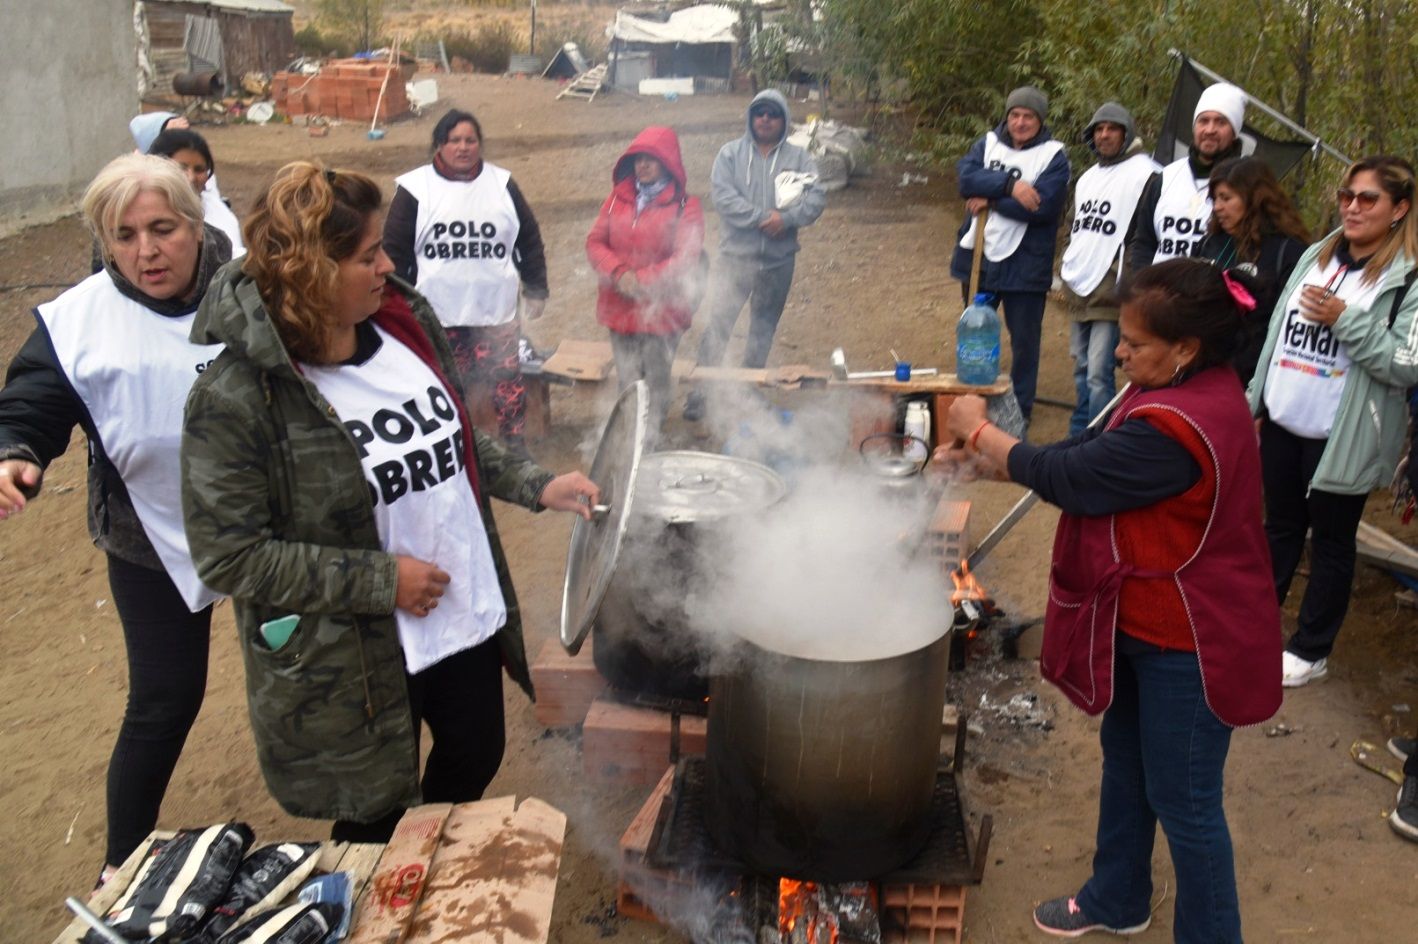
[271,59,409,122]
[528,638,607,727]
[583,699,706,786]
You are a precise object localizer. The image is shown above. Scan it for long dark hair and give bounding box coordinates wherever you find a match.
[1117,258,1258,374]
[1206,157,1309,261]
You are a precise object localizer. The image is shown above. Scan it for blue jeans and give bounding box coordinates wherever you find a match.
[1069,320,1119,436]
[1075,634,1241,943]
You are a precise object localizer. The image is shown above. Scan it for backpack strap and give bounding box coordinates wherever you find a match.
[1388,267,1418,329]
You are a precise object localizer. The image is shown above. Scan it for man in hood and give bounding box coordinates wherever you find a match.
[948,85,1071,426]
[683,89,826,422]
[1059,102,1160,434]
[1126,82,1246,269]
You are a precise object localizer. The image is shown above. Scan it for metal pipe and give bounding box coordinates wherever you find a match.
[65,897,126,944]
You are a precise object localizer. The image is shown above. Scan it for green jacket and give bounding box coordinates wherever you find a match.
[181,263,552,822]
[1247,231,1418,495]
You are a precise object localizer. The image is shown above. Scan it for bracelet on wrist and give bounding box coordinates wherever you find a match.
[969,420,991,451]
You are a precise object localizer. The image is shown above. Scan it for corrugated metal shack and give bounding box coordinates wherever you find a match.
[137,0,297,99]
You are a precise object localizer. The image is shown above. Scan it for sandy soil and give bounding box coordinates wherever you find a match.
[2,74,1417,942]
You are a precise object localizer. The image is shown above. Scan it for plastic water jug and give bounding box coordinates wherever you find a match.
[956,293,1001,386]
[903,401,931,461]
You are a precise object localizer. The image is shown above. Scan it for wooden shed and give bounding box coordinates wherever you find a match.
[137,0,297,99]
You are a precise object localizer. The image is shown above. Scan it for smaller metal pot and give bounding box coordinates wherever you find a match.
[858,432,933,501]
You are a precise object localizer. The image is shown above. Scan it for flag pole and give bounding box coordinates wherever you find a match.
[1168,49,1350,166]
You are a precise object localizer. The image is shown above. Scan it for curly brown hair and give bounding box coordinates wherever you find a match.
[1206,157,1310,261]
[241,162,383,363]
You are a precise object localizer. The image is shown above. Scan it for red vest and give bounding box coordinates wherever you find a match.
[1041,367,1282,727]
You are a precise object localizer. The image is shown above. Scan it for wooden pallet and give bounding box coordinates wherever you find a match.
[583,698,706,786]
[555,64,608,101]
[529,637,607,727]
[54,833,384,944]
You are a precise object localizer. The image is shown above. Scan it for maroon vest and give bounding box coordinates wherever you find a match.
[1040,366,1282,727]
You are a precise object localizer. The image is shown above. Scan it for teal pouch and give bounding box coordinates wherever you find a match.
[259,615,301,651]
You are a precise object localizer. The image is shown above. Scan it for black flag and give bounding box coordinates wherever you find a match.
[1155,56,1313,179]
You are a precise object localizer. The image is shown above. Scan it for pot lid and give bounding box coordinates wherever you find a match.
[559,381,649,654]
[634,451,787,524]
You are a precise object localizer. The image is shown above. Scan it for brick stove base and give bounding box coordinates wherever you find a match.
[617,762,986,942]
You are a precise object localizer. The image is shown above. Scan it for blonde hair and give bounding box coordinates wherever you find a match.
[1318,155,1418,285]
[241,162,383,363]
[82,153,203,259]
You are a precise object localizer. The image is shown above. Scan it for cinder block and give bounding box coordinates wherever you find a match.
[926,496,972,568]
[584,699,706,786]
[529,638,606,727]
[881,883,967,944]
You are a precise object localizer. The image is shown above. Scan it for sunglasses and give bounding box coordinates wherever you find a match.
[750,108,782,120]
[1336,187,1383,210]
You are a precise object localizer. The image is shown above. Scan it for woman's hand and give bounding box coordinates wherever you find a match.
[539,472,602,520]
[615,271,641,298]
[1297,284,1346,326]
[945,395,989,443]
[395,555,450,618]
[0,459,41,519]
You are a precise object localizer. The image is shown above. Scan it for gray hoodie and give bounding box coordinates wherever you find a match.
[710,89,826,266]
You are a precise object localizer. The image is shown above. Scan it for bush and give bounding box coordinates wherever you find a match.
[443,20,521,74]
[294,23,349,58]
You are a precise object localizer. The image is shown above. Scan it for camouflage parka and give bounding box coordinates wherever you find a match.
[181,262,550,823]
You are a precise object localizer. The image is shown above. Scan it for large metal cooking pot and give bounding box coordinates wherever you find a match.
[592,451,787,700]
[704,623,949,880]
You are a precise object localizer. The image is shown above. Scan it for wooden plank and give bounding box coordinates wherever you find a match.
[541,339,614,381]
[405,796,566,943]
[347,804,452,944]
[1357,521,1418,578]
[832,373,1010,395]
[686,364,830,388]
[52,831,176,944]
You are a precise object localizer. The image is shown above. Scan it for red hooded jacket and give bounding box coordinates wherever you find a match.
[586,126,705,335]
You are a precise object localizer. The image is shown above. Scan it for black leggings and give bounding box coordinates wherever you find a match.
[331,635,506,843]
[105,554,212,865]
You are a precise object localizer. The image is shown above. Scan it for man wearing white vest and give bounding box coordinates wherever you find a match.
[1060,102,1160,434]
[1126,83,1246,270]
[949,86,1071,426]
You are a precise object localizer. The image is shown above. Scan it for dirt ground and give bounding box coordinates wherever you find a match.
[2,74,1417,942]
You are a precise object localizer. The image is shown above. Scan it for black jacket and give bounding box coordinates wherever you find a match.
[0,226,231,569]
[1192,230,1308,386]
[1125,141,1244,272]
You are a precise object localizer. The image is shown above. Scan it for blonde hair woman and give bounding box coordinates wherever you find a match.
[1248,155,1418,687]
[0,153,232,881]
[181,162,597,841]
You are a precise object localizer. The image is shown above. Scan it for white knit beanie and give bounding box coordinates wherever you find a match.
[1193,83,1245,136]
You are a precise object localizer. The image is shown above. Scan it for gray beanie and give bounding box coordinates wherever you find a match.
[1005,86,1048,123]
[1083,101,1136,150]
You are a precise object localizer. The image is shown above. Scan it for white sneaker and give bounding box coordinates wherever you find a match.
[1282,651,1328,687]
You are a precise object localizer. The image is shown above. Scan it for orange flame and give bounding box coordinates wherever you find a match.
[950,559,988,606]
[778,878,838,944]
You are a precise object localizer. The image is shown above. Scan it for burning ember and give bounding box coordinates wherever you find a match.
[776,880,880,944]
[950,560,990,632]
